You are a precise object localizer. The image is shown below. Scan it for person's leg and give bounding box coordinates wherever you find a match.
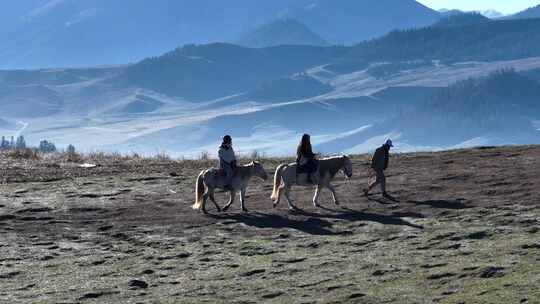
[364,170,380,195]
[224,168,233,189]
[379,171,386,194]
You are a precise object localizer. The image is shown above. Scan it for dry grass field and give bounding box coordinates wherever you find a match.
[0,146,539,303]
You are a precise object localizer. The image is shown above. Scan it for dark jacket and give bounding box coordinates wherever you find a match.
[296,152,317,174]
[371,145,389,171]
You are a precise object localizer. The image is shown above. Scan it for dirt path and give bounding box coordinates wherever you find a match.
[0,147,539,303]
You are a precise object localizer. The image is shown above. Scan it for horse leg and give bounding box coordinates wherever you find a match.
[240,188,248,213]
[208,189,221,212]
[328,184,339,205]
[202,192,209,214]
[273,184,283,208]
[222,190,236,212]
[284,186,299,211]
[313,186,322,208]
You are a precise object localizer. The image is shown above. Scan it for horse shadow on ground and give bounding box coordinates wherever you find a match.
[365,192,399,204]
[209,206,424,236]
[409,199,470,209]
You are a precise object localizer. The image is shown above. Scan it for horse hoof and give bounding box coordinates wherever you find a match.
[242,209,249,213]
[314,204,321,208]
[334,201,340,206]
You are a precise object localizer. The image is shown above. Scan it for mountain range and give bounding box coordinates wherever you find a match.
[2,13,540,156]
[0,0,440,69]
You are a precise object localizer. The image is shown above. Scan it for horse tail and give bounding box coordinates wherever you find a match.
[193,170,205,210]
[271,164,286,201]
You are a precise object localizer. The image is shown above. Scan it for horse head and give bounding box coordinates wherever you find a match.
[342,155,353,178]
[251,161,268,180]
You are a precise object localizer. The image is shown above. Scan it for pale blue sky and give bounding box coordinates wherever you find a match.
[417,0,540,14]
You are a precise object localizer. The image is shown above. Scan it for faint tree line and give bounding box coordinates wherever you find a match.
[0,135,77,154]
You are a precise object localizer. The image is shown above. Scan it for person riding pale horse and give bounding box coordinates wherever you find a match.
[271,134,353,210]
[193,135,268,214]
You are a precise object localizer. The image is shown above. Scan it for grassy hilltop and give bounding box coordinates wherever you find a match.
[0,146,539,303]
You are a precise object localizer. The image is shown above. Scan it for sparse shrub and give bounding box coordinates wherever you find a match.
[15,136,26,150]
[39,140,57,153]
[67,144,76,155]
[250,150,260,160]
[155,151,171,162]
[7,148,39,160]
[199,151,209,161]
[66,144,80,162]
[0,136,10,150]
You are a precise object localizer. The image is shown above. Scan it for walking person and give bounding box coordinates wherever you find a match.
[364,139,393,198]
[218,135,236,189]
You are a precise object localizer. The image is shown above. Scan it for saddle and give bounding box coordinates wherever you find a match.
[216,168,226,177]
[296,158,319,174]
[296,159,319,185]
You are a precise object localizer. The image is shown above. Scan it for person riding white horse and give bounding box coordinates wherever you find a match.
[193,161,268,214]
[271,134,353,210]
[191,134,269,213]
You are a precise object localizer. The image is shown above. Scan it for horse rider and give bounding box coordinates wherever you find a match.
[296,133,318,184]
[364,139,393,198]
[218,135,236,189]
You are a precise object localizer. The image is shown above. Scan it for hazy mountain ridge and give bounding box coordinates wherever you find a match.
[281,0,440,45]
[434,12,491,28]
[507,5,540,20]
[343,18,540,65]
[0,0,440,69]
[3,16,540,154]
[238,18,329,48]
[386,70,540,146]
[120,43,348,101]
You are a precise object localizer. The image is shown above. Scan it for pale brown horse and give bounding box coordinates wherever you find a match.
[193,161,268,214]
[271,155,353,210]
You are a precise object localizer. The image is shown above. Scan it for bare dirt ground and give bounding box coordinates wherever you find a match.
[1,147,539,304]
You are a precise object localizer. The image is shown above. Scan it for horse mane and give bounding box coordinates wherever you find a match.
[319,156,344,178]
[237,162,255,179]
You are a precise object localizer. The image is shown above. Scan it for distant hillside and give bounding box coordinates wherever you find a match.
[341,18,540,67]
[389,69,540,145]
[286,0,440,45]
[438,9,503,19]
[121,43,348,101]
[434,12,490,28]
[238,18,328,48]
[246,73,333,102]
[508,5,540,19]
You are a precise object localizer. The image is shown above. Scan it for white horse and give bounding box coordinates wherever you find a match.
[271,155,353,210]
[193,161,268,214]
